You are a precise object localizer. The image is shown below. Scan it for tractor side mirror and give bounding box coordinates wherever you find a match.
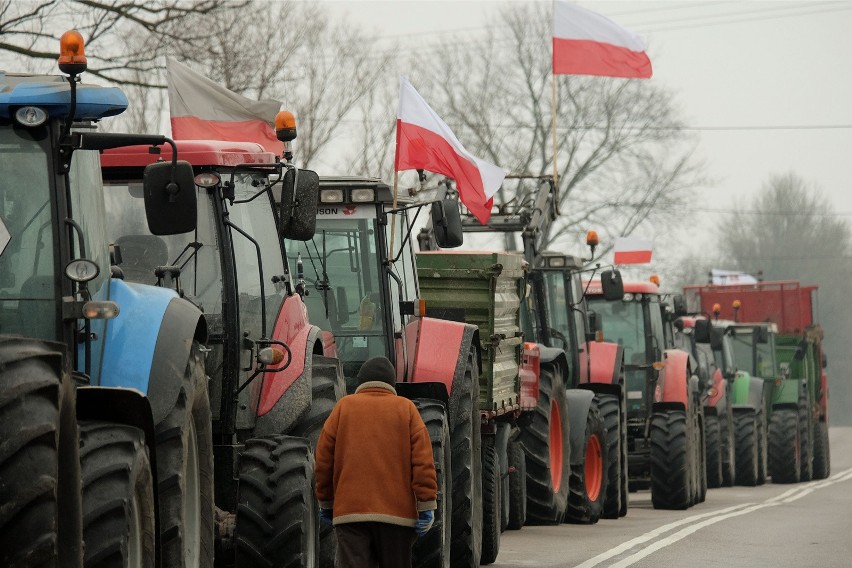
[672,294,687,317]
[600,269,624,301]
[709,327,724,351]
[143,160,197,235]
[279,168,319,241]
[430,197,463,248]
[336,287,350,325]
[693,319,711,343]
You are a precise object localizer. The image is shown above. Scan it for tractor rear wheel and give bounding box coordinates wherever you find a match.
[506,440,526,530]
[704,414,722,489]
[594,394,623,519]
[0,340,68,568]
[155,342,214,568]
[650,410,691,510]
[412,399,451,568]
[79,422,155,568]
[479,437,501,565]
[812,421,831,480]
[564,405,606,524]
[449,349,482,568]
[519,365,570,524]
[768,409,800,484]
[291,354,345,568]
[798,398,813,482]
[734,411,759,486]
[720,409,736,487]
[235,436,317,568]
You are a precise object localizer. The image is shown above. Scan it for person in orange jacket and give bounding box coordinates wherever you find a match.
[314,356,437,567]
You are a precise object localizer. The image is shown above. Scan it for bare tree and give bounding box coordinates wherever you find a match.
[377,2,703,252]
[0,0,231,85]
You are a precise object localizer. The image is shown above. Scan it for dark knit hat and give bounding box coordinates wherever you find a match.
[356,356,396,386]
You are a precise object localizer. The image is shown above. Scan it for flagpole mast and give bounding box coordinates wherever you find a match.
[388,170,399,266]
[551,71,558,195]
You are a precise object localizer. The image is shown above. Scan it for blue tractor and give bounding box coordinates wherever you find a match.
[0,32,212,567]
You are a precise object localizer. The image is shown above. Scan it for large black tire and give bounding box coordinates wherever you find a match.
[412,399,451,568]
[696,414,707,504]
[798,398,813,482]
[518,365,570,524]
[564,405,607,524]
[235,436,318,568]
[812,421,831,480]
[479,437,501,565]
[448,349,482,568]
[79,422,156,567]
[720,408,736,487]
[0,340,65,568]
[594,394,622,519]
[496,424,510,534]
[291,355,345,568]
[734,411,759,486]
[756,412,768,486]
[506,440,526,530]
[704,414,722,489]
[768,409,800,484]
[155,342,215,568]
[650,410,691,510]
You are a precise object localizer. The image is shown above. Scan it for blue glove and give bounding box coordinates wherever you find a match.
[319,508,333,527]
[416,510,434,537]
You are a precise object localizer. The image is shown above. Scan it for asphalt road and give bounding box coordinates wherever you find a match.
[493,427,852,568]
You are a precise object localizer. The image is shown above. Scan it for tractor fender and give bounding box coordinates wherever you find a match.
[565,389,595,467]
[101,280,206,425]
[731,371,766,411]
[771,378,807,412]
[405,316,481,398]
[538,345,570,388]
[581,341,624,386]
[654,349,691,410]
[256,294,318,420]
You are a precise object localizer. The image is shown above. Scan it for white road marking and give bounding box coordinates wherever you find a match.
[574,466,852,568]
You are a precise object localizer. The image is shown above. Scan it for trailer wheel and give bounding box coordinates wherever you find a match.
[80,422,155,568]
[519,364,570,524]
[594,394,622,519]
[650,410,691,510]
[704,414,722,488]
[734,411,759,486]
[768,409,800,484]
[235,436,317,568]
[0,342,64,567]
[155,342,214,568]
[449,349,482,568]
[412,399,451,568]
[720,408,736,487]
[812,421,830,480]
[798,397,813,482]
[479,437,501,565]
[506,440,526,530]
[291,354,345,567]
[756,412,768,485]
[564,405,606,524]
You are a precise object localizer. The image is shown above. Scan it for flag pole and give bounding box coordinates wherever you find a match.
[389,169,399,266]
[551,71,558,191]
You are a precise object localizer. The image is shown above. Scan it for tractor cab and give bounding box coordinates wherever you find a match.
[725,322,779,382]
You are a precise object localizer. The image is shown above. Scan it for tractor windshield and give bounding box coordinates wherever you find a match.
[588,297,647,365]
[288,213,388,377]
[0,125,56,339]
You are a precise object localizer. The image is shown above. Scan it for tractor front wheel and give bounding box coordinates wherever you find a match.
[768,409,800,484]
[705,413,722,489]
[506,440,526,530]
[479,437,501,565]
[650,410,691,510]
[412,399,451,568]
[812,421,831,480]
[564,405,606,524]
[734,411,759,486]
[594,393,624,519]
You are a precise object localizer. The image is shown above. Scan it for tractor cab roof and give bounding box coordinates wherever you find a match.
[100,139,276,168]
[585,280,660,296]
[0,72,127,121]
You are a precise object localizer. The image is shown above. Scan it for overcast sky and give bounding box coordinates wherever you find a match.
[325,0,852,267]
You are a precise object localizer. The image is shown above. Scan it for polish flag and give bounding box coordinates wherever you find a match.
[167,59,283,154]
[613,236,653,264]
[395,77,506,225]
[552,1,652,79]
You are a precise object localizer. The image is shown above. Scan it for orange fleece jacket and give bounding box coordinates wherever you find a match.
[314,381,437,527]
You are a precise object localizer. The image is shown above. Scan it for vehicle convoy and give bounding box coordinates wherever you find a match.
[418,176,626,525]
[0,33,210,567]
[586,280,706,510]
[674,316,737,488]
[684,281,831,483]
[100,129,345,566]
[283,177,493,567]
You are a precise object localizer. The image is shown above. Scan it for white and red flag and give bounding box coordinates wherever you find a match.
[395,77,506,224]
[167,58,283,153]
[613,236,653,264]
[552,1,652,79]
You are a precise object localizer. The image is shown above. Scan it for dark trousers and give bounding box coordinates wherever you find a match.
[335,522,417,568]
